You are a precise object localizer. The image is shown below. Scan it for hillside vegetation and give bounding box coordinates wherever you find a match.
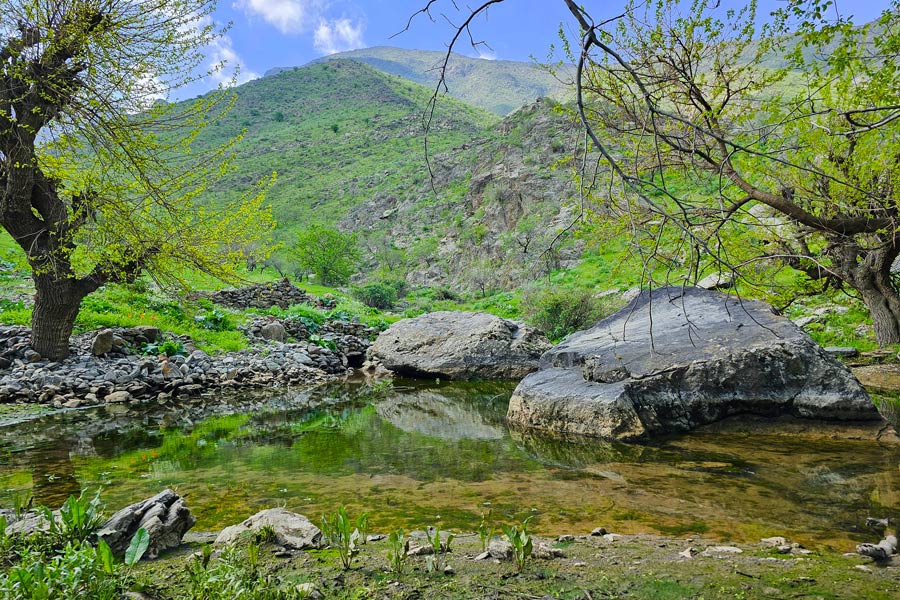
[188,59,497,247]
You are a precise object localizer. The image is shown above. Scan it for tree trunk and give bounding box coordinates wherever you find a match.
[851,260,900,347]
[31,275,87,361]
[859,287,900,346]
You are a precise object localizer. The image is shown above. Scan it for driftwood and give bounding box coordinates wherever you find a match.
[856,535,897,562]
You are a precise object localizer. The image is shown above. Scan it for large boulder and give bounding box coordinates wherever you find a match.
[368,311,551,380]
[216,508,323,550]
[97,489,195,559]
[508,287,879,441]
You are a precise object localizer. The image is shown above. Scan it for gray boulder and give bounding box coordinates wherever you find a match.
[368,311,551,380]
[216,508,323,550]
[91,329,114,356]
[97,489,195,559]
[508,287,879,441]
[260,321,287,342]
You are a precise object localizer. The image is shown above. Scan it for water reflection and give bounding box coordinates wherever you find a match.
[0,379,897,549]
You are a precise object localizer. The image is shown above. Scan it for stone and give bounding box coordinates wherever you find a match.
[507,287,880,441]
[590,527,608,536]
[532,542,565,559]
[488,538,513,559]
[216,508,323,550]
[135,326,161,342]
[702,546,743,556]
[368,311,551,380]
[97,489,195,559]
[91,329,115,356]
[824,346,859,358]
[696,272,734,290]
[105,390,132,403]
[260,321,287,342]
[761,536,788,547]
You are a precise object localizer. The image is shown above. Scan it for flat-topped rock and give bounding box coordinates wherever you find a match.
[508,287,879,440]
[368,311,551,380]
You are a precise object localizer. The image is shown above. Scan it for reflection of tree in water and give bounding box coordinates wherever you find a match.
[30,442,81,508]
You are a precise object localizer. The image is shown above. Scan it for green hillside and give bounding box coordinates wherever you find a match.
[188,59,498,245]
[267,46,573,116]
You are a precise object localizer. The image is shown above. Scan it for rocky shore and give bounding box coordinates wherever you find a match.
[0,315,380,408]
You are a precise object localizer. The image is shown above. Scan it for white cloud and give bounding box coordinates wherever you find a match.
[236,0,322,34]
[209,35,260,85]
[475,48,497,61]
[313,17,365,54]
[236,0,366,55]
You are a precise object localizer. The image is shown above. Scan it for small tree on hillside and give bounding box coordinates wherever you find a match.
[293,225,360,286]
[412,0,900,346]
[0,0,274,360]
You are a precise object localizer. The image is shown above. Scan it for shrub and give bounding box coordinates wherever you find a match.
[353,282,398,310]
[525,287,606,342]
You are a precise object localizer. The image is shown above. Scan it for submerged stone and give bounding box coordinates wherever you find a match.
[508,287,879,441]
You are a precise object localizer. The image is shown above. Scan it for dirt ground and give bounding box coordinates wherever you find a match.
[137,527,900,600]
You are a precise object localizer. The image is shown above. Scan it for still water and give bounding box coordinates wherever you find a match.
[0,380,897,550]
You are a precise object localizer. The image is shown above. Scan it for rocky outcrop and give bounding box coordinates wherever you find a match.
[508,287,879,441]
[216,508,323,550]
[97,489,195,559]
[368,311,551,380]
[203,279,332,310]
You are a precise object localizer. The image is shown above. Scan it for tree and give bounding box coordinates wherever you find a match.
[293,225,360,286]
[412,0,900,346]
[0,0,274,360]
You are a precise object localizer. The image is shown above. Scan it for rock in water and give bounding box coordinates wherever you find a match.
[367,311,551,380]
[97,489,195,559]
[508,287,879,440]
[216,508,324,550]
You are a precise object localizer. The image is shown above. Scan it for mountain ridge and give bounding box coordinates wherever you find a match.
[265,46,573,116]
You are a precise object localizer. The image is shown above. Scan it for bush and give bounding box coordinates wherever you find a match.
[525,288,607,342]
[353,282,398,310]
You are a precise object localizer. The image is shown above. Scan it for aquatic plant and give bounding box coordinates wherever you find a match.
[503,517,533,573]
[477,509,495,552]
[386,528,409,574]
[320,507,361,570]
[424,526,454,573]
[43,490,105,545]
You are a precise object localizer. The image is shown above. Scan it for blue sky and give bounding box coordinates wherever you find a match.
[196,1,893,93]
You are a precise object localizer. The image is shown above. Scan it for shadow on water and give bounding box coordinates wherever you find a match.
[0,378,897,549]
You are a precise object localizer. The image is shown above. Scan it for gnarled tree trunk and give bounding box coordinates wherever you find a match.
[31,274,90,361]
[838,241,900,347]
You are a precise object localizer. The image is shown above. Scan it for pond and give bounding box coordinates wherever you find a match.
[0,379,897,550]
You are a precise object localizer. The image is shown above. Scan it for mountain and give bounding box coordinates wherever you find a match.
[191,59,497,242]
[266,46,573,116]
[187,54,591,293]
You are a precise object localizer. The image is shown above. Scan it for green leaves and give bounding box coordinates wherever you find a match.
[125,528,150,566]
[96,539,115,575]
[503,517,533,573]
[320,507,362,570]
[386,528,409,574]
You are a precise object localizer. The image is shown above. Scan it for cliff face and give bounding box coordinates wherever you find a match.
[341,98,599,292]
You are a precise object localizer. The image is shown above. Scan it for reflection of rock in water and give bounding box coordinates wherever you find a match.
[375,392,505,440]
[509,428,649,468]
